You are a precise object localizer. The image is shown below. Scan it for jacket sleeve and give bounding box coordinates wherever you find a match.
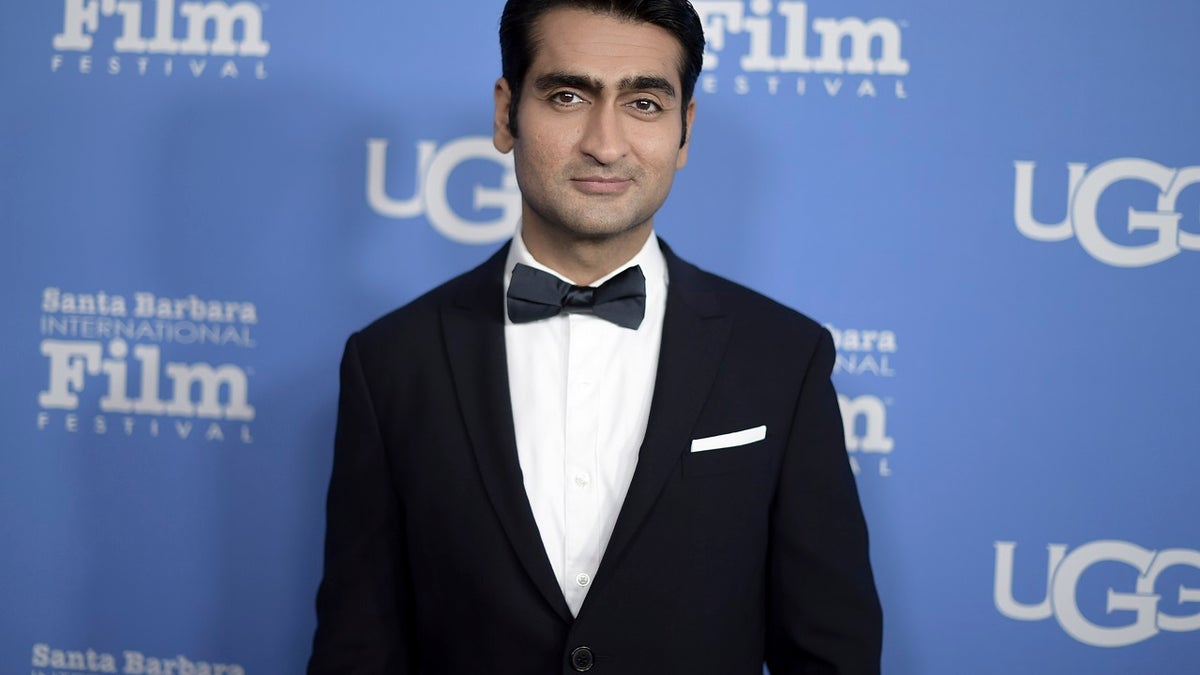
[765,329,883,674]
[308,333,417,674]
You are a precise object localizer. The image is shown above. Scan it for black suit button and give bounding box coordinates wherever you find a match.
[569,646,594,672]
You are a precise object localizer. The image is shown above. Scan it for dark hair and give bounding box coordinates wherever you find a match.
[499,0,705,147]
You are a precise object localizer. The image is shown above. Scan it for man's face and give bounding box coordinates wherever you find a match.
[493,8,695,242]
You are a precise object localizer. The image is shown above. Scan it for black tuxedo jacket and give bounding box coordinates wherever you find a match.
[309,242,881,675]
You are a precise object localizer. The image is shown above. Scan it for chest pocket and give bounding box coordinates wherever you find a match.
[681,426,769,477]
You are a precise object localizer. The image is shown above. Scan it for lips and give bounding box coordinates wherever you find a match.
[571,176,633,195]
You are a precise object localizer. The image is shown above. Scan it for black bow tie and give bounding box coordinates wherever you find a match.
[506,263,647,329]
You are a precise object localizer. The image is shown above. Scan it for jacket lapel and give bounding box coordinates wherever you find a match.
[592,242,732,591]
[441,244,574,623]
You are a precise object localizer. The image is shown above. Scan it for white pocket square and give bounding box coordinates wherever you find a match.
[690,425,767,453]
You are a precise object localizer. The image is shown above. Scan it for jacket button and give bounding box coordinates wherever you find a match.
[569,646,594,672]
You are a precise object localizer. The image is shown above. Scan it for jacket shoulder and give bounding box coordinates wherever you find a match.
[350,246,507,354]
[670,252,828,344]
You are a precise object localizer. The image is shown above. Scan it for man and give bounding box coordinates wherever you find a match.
[308,1,882,673]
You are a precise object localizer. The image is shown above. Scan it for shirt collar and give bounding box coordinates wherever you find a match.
[503,222,669,295]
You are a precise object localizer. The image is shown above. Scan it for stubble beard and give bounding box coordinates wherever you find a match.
[518,164,673,247]
[526,199,654,243]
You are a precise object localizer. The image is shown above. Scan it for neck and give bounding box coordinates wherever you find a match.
[520,220,653,286]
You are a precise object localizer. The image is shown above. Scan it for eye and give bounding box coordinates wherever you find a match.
[629,98,663,114]
[550,91,584,106]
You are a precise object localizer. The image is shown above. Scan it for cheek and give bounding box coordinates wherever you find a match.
[626,124,682,164]
[519,135,571,175]
[643,138,685,172]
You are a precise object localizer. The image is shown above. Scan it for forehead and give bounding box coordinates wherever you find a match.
[526,8,685,87]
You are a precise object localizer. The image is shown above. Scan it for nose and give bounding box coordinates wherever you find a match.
[578,104,629,165]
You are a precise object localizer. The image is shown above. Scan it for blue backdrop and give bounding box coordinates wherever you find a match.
[2,1,1197,673]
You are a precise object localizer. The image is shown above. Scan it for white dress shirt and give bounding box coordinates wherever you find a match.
[503,228,668,617]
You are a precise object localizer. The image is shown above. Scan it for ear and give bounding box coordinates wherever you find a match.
[493,77,514,153]
[676,97,696,169]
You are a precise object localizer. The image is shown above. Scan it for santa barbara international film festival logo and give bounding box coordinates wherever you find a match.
[366,136,520,244]
[692,1,909,100]
[50,0,270,80]
[31,641,245,675]
[36,287,257,444]
[1014,159,1200,267]
[826,324,896,478]
[994,541,1200,647]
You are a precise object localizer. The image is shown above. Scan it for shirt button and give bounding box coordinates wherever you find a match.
[575,572,591,587]
[574,472,591,488]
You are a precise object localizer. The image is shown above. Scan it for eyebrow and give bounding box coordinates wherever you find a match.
[533,71,677,99]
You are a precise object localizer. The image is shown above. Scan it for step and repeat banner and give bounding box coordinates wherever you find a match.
[2,1,1197,673]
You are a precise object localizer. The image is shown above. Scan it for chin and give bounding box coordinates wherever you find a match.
[560,213,652,239]
[569,223,647,242]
